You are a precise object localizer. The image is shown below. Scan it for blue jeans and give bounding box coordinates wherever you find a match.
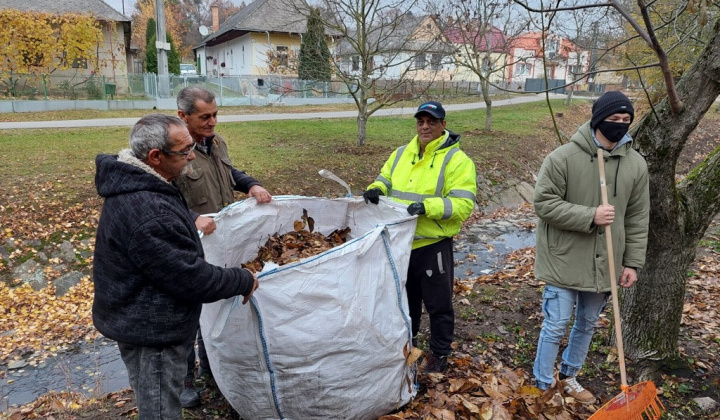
[117,341,187,419]
[533,284,609,390]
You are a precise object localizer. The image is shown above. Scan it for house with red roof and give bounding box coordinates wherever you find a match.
[508,32,589,91]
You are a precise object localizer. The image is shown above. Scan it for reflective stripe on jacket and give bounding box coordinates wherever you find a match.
[368,130,477,249]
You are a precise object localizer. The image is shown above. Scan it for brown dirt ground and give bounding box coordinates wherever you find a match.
[6,104,720,420]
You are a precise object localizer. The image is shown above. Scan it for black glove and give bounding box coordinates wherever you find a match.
[363,188,383,204]
[407,202,426,216]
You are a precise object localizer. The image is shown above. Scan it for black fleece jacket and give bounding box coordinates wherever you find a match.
[92,150,254,346]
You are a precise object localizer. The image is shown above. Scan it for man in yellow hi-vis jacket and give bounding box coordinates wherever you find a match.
[364,101,477,373]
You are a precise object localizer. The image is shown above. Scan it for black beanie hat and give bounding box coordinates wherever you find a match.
[591,91,634,128]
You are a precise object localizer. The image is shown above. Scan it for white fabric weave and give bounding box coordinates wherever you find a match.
[200,196,417,420]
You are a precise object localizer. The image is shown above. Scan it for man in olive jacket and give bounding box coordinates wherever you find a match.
[532,91,649,404]
[174,86,272,407]
[93,114,258,419]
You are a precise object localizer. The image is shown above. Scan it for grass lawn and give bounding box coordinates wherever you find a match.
[0,100,574,199]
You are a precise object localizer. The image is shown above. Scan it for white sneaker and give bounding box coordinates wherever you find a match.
[560,376,595,405]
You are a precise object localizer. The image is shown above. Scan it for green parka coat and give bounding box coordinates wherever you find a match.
[533,121,649,292]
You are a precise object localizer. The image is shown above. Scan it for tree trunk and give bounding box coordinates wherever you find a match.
[356,112,368,146]
[621,20,720,362]
[485,103,492,132]
[481,79,492,132]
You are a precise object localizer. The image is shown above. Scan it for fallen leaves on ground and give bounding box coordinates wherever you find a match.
[389,355,596,419]
[0,279,98,367]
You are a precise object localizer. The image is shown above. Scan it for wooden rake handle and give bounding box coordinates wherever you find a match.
[597,148,628,390]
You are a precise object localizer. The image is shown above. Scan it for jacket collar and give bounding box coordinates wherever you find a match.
[572,121,632,157]
[118,149,169,184]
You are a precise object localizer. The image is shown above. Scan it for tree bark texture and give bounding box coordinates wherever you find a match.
[621,20,720,361]
[357,112,368,147]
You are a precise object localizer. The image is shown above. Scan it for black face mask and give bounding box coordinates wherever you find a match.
[597,121,630,143]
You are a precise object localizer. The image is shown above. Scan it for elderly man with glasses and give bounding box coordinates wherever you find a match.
[92,114,258,419]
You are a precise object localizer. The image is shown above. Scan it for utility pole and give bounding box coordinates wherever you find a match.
[155,0,171,98]
[588,21,598,93]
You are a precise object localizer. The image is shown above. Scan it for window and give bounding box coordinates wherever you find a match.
[568,65,581,75]
[351,56,360,71]
[546,40,558,59]
[431,54,442,71]
[482,58,492,72]
[276,46,288,67]
[415,54,426,70]
[517,63,531,75]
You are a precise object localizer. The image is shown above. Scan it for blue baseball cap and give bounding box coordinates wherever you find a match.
[414,101,445,120]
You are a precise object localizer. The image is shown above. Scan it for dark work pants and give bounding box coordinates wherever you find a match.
[118,341,186,420]
[185,327,209,381]
[406,237,455,356]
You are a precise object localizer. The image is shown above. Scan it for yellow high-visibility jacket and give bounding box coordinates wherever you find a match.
[368,130,477,249]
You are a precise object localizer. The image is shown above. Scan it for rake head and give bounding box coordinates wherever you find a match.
[590,381,665,420]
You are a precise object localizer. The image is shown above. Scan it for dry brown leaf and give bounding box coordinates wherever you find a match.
[430,407,456,420]
[408,347,424,366]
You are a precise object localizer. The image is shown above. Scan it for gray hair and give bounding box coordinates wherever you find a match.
[177,86,215,115]
[129,114,186,159]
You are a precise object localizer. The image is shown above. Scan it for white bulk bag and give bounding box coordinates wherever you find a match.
[200,196,418,420]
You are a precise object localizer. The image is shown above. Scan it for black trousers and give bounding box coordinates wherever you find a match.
[185,327,209,380]
[406,237,455,356]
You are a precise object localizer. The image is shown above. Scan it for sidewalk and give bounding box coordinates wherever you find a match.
[0,94,567,130]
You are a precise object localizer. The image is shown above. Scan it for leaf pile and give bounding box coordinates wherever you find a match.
[241,209,351,272]
[383,355,596,419]
[0,279,98,367]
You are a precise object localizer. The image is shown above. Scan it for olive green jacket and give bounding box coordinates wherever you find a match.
[176,134,260,215]
[533,121,649,292]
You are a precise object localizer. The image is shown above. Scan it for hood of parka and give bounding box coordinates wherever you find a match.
[95,149,176,199]
[570,121,634,158]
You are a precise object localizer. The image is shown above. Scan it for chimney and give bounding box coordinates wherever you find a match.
[211,4,220,32]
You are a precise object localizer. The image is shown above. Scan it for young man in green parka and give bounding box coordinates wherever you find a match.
[532,90,650,404]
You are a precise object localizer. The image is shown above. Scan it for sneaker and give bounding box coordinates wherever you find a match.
[559,376,595,405]
[423,353,448,373]
[180,381,201,408]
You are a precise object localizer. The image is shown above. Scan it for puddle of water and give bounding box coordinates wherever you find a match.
[454,230,535,279]
[2,337,128,410]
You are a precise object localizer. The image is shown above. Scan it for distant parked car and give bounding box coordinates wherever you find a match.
[180,63,197,76]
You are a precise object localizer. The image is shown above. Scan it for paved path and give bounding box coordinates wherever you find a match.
[0,94,567,130]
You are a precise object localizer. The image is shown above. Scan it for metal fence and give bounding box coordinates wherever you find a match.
[0,72,129,100]
[128,74,356,104]
[134,74,510,102]
[2,72,531,103]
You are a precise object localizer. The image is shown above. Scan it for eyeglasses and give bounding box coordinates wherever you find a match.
[161,142,196,159]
